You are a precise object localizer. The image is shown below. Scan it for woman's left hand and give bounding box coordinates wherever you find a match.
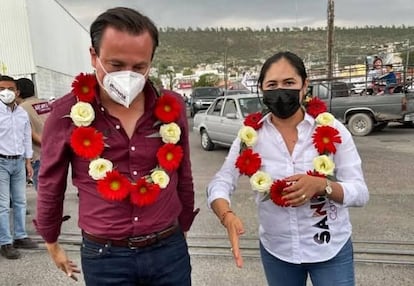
[281,174,325,207]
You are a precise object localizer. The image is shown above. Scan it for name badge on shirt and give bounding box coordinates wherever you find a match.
[32,102,52,115]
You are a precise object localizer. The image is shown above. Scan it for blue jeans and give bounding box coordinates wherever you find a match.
[0,157,28,245]
[260,238,355,286]
[31,159,40,191]
[81,229,192,286]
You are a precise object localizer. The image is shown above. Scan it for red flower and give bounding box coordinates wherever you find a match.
[244,112,263,130]
[154,94,181,123]
[306,97,327,118]
[270,180,289,207]
[71,73,97,103]
[130,177,161,207]
[312,125,342,154]
[306,170,326,178]
[235,148,261,176]
[70,127,104,159]
[157,143,184,171]
[97,170,132,201]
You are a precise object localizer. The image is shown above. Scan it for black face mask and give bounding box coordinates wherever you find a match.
[262,88,301,119]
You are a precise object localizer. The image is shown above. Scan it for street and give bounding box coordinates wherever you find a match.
[1,122,413,286]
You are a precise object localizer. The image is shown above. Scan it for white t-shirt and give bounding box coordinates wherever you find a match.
[207,112,369,264]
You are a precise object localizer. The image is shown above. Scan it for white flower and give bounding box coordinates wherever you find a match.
[150,169,170,188]
[313,155,335,176]
[88,158,113,180]
[249,171,272,193]
[159,123,181,144]
[315,112,335,126]
[238,126,258,147]
[70,102,95,127]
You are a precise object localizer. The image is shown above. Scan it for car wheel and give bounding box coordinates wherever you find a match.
[200,129,215,151]
[348,113,373,136]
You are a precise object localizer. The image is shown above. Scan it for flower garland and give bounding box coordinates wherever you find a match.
[69,73,183,207]
[235,96,342,207]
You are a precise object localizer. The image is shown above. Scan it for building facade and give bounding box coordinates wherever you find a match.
[0,0,91,100]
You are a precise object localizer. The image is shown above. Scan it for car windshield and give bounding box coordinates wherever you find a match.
[194,88,221,97]
[238,97,263,117]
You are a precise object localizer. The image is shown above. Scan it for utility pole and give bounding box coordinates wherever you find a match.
[327,0,334,80]
[224,46,228,95]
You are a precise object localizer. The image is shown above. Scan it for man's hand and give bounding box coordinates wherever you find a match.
[25,159,33,178]
[45,242,80,281]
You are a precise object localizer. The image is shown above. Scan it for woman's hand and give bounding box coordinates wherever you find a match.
[282,174,325,206]
[222,212,245,268]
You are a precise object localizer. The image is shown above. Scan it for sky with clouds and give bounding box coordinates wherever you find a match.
[57,0,414,30]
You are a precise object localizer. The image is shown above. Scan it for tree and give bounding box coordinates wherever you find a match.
[194,73,219,87]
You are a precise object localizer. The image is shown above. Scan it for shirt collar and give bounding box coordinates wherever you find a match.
[0,101,17,112]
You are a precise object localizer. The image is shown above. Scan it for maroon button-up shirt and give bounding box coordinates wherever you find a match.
[34,82,198,243]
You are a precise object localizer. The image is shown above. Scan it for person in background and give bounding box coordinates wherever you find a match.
[368,57,384,80]
[0,75,38,260]
[378,64,397,94]
[207,51,369,286]
[16,78,52,191]
[34,7,198,284]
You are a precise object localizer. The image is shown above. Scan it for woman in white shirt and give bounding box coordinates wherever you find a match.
[207,51,369,286]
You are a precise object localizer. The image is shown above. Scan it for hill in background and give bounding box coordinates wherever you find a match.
[153,26,414,74]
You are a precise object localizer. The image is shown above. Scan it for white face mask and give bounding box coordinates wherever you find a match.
[0,89,16,104]
[97,58,149,108]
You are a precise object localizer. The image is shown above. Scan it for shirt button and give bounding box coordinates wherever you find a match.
[133,171,138,176]
[131,146,136,151]
[115,125,121,129]
[134,217,139,222]
[100,107,104,112]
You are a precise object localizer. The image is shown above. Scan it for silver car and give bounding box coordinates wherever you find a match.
[193,93,263,151]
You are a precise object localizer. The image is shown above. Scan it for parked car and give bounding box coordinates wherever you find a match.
[189,87,223,117]
[193,93,263,150]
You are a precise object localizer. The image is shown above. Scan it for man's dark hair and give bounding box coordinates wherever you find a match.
[386,64,393,68]
[90,7,159,59]
[17,78,35,99]
[0,75,16,83]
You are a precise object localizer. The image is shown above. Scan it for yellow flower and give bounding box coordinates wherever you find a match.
[304,96,312,103]
[313,155,335,176]
[159,122,181,144]
[150,169,170,188]
[238,126,258,147]
[315,112,335,126]
[88,158,113,180]
[70,102,95,127]
[249,171,272,193]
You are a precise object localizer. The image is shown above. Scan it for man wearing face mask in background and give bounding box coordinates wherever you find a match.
[0,75,38,260]
[35,7,198,285]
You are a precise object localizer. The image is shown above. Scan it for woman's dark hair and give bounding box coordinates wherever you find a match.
[90,7,159,59]
[257,51,307,89]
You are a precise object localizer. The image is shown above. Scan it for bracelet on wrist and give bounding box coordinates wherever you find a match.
[220,210,234,226]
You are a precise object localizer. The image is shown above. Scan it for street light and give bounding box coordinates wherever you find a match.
[224,46,228,94]
[223,38,233,95]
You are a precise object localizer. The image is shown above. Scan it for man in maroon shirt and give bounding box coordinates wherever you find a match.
[35,7,198,285]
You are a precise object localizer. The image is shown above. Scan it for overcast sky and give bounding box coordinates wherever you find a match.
[57,0,414,31]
